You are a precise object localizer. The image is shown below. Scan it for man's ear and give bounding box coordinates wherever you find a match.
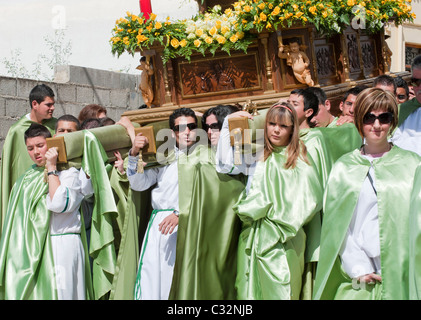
[325,99,331,112]
[339,101,344,112]
[305,108,314,118]
[31,100,38,109]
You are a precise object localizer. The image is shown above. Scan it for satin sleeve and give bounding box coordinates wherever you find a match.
[215,118,247,175]
[127,154,159,192]
[46,167,84,214]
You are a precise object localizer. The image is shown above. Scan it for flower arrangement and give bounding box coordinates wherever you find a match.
[110,0,415,63]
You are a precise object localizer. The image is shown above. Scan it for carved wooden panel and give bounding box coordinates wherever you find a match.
[345,32,361,76]
[177,52,262,98]
[360,35,378,77]
[314,39,339,86]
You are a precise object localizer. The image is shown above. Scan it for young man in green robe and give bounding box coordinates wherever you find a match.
[0,123,93,299]
[0,84,57,231]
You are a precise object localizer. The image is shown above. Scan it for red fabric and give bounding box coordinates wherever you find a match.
[139,0,152,19]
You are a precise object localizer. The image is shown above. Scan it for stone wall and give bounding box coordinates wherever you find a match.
[0,65,143,161]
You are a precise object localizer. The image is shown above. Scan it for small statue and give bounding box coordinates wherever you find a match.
[137,56,154,108]
[278,37,314,87]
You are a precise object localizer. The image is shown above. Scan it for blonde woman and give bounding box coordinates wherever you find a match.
[314,88,421,300]
[217,103,323,299]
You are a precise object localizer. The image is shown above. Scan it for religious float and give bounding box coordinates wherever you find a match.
[110,0,415,125]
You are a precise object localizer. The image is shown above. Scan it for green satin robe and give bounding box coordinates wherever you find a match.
[408,165,421,300]
[233,146,323,300]
[313,146,421,300]
[0,116,57,232]
[169,145,246,300]
[0,165,93,300]
[397,97,421,127]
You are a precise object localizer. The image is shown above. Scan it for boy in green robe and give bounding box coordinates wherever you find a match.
[0,84,57,232]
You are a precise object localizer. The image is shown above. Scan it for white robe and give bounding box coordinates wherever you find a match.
[127,148,180,300]
[339,155,381,278]
[46,167,87,300]
[392,107,421,156]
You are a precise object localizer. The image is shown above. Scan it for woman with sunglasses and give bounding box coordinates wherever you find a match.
[217,103,323,299]
[313,87,421,300]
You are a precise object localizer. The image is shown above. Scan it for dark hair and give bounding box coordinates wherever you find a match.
[100,117,116,126]
[342,85,368,102]
[55,114,81,131]
[291,88,319,123]
[29,84,55,108]
[373,74,397,92]
[24,123,52,142]
[202,104,238,130]
[305,87,327,105]
[81,118,102,130]
[394,76,409,96]
[78,104,107,123]
[169,108,197,130]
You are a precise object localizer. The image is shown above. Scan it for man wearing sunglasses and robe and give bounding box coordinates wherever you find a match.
[126,107,199,300]
[392,55,421,155]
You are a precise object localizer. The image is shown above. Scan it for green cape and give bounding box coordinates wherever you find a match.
[313,146,421,300]
[0,165,93,300]
[169,145,246,300]
[233,146,323,300]
[0,116,57,232]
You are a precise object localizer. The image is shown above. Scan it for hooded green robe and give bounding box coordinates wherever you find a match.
[313,146,421,300]
[0,116,57,231]
[233,146,323,300]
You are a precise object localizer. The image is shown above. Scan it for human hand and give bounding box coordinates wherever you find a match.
[130,133,149,156]
[117,116,136,143]
[357,273,382,284]
[158,213,179,235]
[114,151,125,174]
[336,115,354,126]
[45,147,58,171]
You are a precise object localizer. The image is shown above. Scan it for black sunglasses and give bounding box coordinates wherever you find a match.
[173,123,197,132]
[204,122,220,131]
[363,112,394,125]
[411,77,421,87]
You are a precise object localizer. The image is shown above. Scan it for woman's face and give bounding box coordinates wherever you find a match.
[266,117,293,147]
[362,109,393,146]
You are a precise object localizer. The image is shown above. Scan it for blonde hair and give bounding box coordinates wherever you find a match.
[264,102,309,168]
[354,87,398,138]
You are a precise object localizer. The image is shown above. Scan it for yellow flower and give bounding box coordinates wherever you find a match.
[216,35,226,44]
[296,12,304,18]
[309,6,317,15]
[272,6,280,15]
[195,29,204,37]
[150,13,157,21]
[136,34,148,43]
[230,34,239,43]
[180,39,188,47]
[205,36,213,44]
[347,0,355,6]
[237,31,245,39]
[258,2,265,10]
[194,39,202,47]
[221,25,230,34]
[170,38,180,48]
[155,22,162,29]
[209,26,218,36]
[260,12,267,21]
[244,5,252,12]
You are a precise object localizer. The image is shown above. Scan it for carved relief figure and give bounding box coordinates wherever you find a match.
[278,37,314,87]
[137,56,154,108]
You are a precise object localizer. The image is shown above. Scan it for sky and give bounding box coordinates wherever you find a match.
[0,0,198,79]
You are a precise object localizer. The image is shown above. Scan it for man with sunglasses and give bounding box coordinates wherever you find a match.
[392,55,421,156]
[126,107,199,300]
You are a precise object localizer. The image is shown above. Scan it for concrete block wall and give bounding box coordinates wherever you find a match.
[0,65,143,161]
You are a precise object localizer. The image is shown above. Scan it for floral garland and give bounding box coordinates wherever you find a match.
[110,0,415,63]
